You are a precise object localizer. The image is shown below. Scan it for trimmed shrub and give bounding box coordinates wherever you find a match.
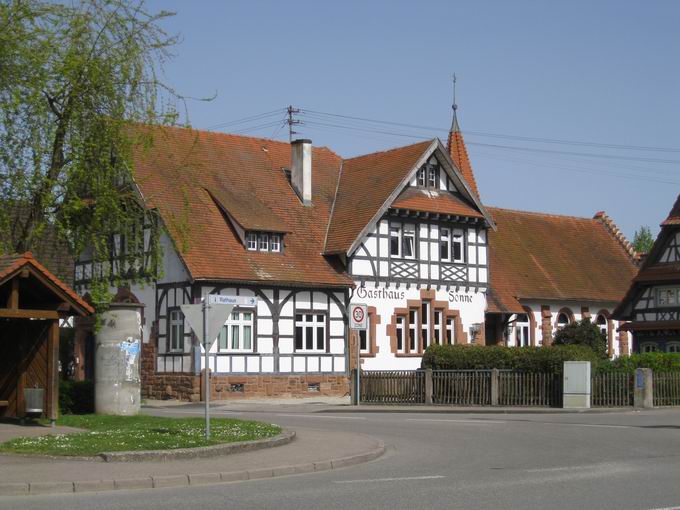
[553,318,608,358]
[597,352,680,374]
[59,380,95,415]
[421,344,601,373]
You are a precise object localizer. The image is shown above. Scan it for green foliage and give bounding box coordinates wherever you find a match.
[421,344,601,373]
[597,353,680,374]
[553,318,608,358]
[0,415,281,456]
[0,0,185,312]
[633,225,655,253]
[59,380,94,415]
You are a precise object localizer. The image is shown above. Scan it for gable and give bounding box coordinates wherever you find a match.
[324,139,493,256]
[656,231,680,264]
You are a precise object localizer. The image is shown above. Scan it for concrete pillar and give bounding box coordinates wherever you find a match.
[425,368,433,404]
[490,369,499,406]
[95,303,143,415]
[634,368,654,409]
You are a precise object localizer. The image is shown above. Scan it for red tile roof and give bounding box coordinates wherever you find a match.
[447,129,480,197]
[661,195,680,226]
[0,252,93,315]
[487,207,638,311]
[323,140,434,255]
[391,187,483,218]
[132,126,352,287]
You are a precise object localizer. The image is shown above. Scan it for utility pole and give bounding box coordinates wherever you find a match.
[286,105,301,142]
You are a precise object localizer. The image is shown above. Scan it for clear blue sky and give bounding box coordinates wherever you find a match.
[149,0,679,240]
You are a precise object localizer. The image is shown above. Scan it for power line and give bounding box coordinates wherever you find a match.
[205,109,285,130]
[300,108,680,154]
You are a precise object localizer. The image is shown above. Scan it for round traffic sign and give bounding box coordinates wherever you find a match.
[352,306,365,324]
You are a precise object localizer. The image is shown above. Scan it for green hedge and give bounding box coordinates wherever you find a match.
[597,353,680,374]
[59,380,95,415]
[421,344,601,373]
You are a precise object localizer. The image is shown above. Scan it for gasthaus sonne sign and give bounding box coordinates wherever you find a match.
[350,303,368,330]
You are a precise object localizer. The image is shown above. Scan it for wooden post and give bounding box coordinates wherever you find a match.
[490,369,499,406]
[350,369,358,405]
[425,368,433,404]
[46,320,59,425]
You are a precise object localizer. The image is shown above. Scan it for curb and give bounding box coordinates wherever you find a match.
[0,441,385,497]
[100,430,296,462]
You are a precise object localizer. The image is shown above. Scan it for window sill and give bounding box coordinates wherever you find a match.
[360,352,376,358]
[394,352,424,357]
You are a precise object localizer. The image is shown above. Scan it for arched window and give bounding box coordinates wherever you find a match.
[596,314,608,337]
[514,314,531,347]
[556,311,571,330]
[640,342,658,353]
[667,342,680,353]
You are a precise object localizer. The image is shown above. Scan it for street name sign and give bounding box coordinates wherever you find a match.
[208,294,257,307]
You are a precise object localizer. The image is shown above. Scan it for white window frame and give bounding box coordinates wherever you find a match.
[389,224,401,258]
[217,309,255,352]
[396,316,406,353]
[246,232,258,251]
[359,327,370,354]
[433,309,444,345]
[514,314,531,347]
[439,227,451,262]
[408,309,418,352]
[656,286,680,307]
[402,223,416,259]
[270,234,281,252]
[427,165,438,188]
[417,168,426,187]
[556,312,571,330]
[640,342,658,353]
[258,234,269,251]
[667,342,680,353]
[421,301,431,350]
[595,314,608,338]
[446,317,455,345]
[168,309,185,352]
[294,312,327,352]
[452,229,464,263]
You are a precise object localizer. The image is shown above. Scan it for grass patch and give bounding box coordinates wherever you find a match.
[0,415,281,456]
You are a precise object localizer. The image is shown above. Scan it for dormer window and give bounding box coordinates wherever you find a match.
[246,232,283,253]
[416,158,440,190]
[271,234,281,252]
[246,233,258,251]
[438,227,465,263]
[259,234,269,251]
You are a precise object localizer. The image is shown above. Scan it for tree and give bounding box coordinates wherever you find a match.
[0,0,181,305]
[633,225,655,254]
[553,318,608,358]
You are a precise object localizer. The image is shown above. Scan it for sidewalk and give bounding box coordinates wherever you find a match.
[0,425,384,496]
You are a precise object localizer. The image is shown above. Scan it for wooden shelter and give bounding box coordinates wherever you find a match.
[0,252,93,422]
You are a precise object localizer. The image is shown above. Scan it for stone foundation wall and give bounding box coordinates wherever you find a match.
[143,371,350,402]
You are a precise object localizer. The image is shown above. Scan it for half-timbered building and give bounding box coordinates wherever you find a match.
[614,195,680,353]
[72,105,640,399]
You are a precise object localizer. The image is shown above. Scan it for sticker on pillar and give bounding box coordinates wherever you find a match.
[120,337,141,382]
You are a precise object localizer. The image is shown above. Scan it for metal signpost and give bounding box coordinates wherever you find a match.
[349,303,368,406]
[181,294,257,439]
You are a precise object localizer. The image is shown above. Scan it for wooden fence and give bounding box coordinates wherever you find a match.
[654,372,680,407]
[432,370,491,405]
[498,372,560,407]
[591,372,633,407]
[360,370,425,404]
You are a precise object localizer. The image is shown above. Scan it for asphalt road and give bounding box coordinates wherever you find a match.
[3,406,680,510]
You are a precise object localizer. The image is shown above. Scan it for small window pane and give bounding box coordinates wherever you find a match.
[231,325,239,349]
[259,234,269,251]
[271,234,281,252]
[316,327,324,350]
[295,326,303,349]
[296,314,302,321]
[243,326,252,350]
[359,330,367,351]
[306,326,313,350]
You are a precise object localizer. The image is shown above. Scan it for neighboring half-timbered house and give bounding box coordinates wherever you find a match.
[72,103,640,400]
[614,195,680,353]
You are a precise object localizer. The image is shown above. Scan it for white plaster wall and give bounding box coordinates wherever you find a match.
[353,281,487,371]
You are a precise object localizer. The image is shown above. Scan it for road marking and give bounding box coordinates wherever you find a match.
[334,475,446,484]
[275,414,367,420]
[644,507,680,510]
[406,418,506,425]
